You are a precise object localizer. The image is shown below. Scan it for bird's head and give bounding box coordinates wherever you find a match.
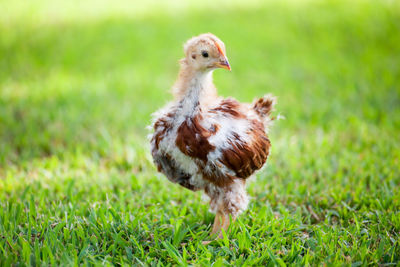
[182,33,231,72]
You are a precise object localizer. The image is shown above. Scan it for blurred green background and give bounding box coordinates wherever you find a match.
[0,0,399,265]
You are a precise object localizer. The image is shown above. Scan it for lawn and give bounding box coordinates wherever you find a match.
[0,0,399,265]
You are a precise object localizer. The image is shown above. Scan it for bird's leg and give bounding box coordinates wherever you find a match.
[210,211,224,236]
[210,210,237,239]
[202,211,227,244]
[216,213,236,239]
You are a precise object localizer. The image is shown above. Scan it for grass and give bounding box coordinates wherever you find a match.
[1,0,399,265]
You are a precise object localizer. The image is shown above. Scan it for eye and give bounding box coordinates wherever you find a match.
[201,51,209,58]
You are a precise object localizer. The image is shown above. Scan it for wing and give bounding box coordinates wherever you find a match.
[208,98,271,179]
[174,98,271,186]
[218,119,270,179]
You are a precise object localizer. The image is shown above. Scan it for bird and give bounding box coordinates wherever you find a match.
[150,33,276,239]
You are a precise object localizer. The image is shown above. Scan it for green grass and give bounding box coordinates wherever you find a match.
[1,0,400,265]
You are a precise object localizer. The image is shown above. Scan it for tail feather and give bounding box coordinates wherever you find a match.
[252,94,276,119]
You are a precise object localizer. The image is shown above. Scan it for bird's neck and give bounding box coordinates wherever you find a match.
[173,65,218,113]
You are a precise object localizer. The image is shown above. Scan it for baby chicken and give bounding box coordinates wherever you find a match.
[150,33,275,239]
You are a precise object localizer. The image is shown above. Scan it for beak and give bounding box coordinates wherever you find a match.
[215,58,231,71]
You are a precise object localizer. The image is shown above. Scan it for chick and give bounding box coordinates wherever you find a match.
[150,33,276,239]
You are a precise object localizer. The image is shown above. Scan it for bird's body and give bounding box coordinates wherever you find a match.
[150,33,275,237]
